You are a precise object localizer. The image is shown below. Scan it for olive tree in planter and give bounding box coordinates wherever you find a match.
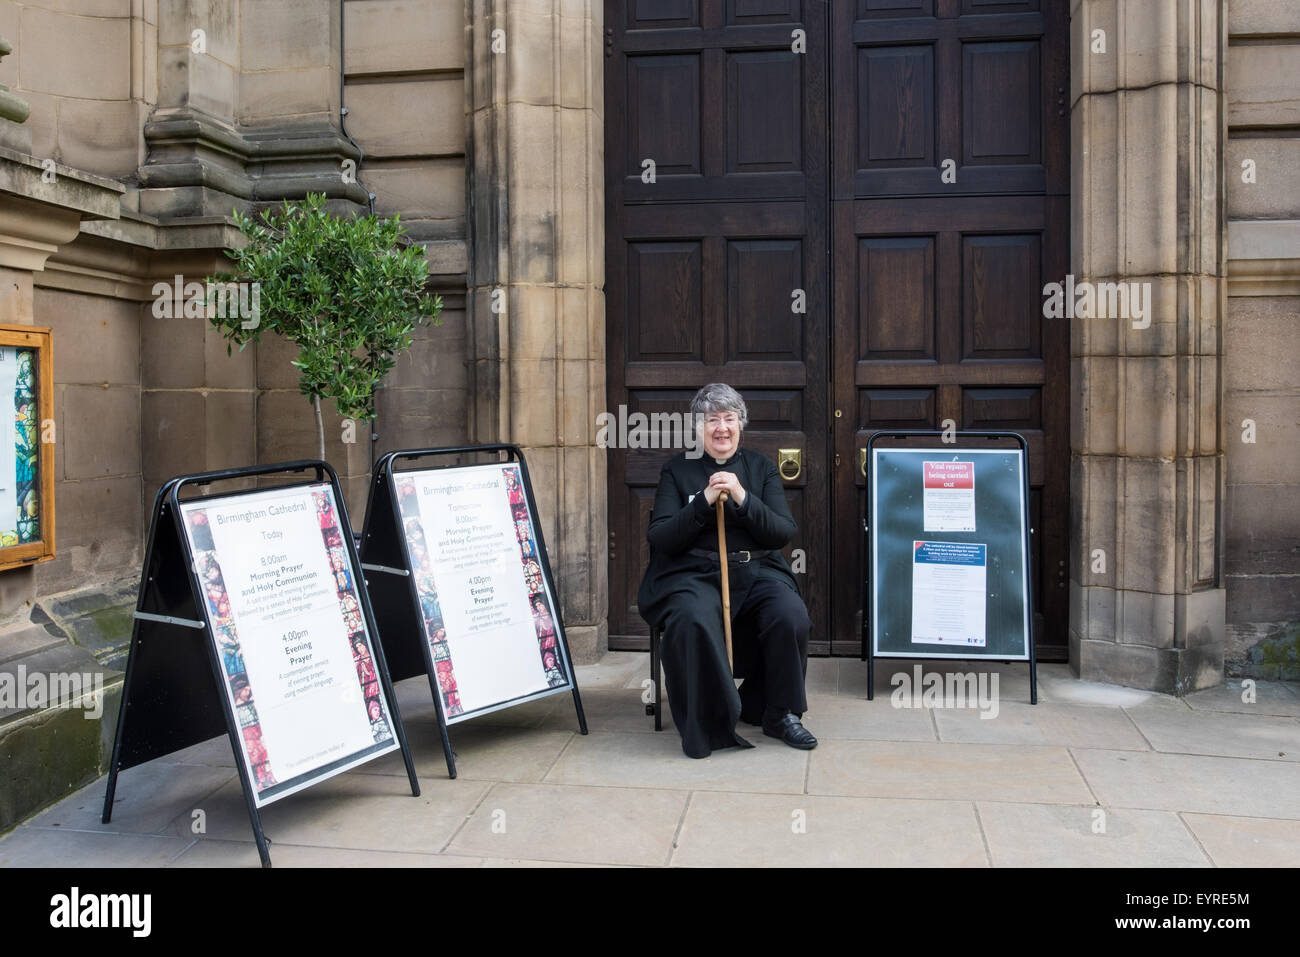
[206,192,442,461]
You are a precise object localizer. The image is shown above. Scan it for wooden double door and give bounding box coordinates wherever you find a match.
[604,0,1069,658]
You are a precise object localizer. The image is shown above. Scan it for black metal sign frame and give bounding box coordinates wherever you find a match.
[360,444,588,779]
[102,460,421,868]
[861,431,1038,704]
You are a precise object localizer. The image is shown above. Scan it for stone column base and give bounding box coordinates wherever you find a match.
[1070,584,1226,693]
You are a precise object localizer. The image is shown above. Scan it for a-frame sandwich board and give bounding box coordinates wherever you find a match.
[360,444,588,779]
[861,430,1039,705]
[103,461,420,868]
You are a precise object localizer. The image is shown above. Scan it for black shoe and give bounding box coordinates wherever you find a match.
[761,711,817,749]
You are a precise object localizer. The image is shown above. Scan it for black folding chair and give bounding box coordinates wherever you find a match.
[646,624,663,731]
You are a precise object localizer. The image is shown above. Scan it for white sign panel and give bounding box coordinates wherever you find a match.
[392,462,570,720]
[180,483,398,806]
[910,541,987,647]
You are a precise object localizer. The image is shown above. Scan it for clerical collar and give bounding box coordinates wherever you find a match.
[708,450,739,466]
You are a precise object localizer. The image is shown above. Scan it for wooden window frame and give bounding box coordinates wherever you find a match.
[0,324,54,571]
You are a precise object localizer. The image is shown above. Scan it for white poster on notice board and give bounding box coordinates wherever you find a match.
[180,483,398,806]
[910,541,987,647]
[392,462,570,721]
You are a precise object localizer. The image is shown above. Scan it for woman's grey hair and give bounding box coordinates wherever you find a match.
[690,382,748,429]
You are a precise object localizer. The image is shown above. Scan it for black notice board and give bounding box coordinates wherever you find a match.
[863,431,1037,701]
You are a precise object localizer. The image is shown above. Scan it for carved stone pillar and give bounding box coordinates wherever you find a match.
[1070,0,1227,692]
[465,0,607,661]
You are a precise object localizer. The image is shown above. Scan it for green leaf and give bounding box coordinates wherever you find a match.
[201,192,441,432]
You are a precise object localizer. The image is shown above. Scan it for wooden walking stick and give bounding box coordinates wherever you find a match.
[716,490,733,670]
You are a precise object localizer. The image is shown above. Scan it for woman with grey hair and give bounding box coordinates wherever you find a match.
[637,383,816,758]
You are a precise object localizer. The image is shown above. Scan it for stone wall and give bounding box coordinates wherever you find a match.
[0,0,154,180]
[3,0,474,608]
[34,286,143,595]
[1222,0,1300,678]
[342,0,470,457]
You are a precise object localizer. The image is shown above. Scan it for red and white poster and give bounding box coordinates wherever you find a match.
[922,461,976,532]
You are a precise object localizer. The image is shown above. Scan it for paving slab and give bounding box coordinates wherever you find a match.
[6,651,1298,868]
[1072,749,1300,819]
[167,839,487,868]
[1183,679,1300,718]
[617,651,840,697]
[457,694,566,728]
[1121,693,1193,715]
[799,692,936,742]
[478,857,614,867]
[535,687,669,734]
[360,719,574,783]
[838,657,1046,704]
[805,656,838,695]
[623,663,656,691]
[446,724,574,781]
[27,761,236,836]
[445,781,688,866]
[1179,813,1300,867]
[672,791,987,867]
[1123,706,1299,762]
[392,674,566,729]
[1037,675,1161,710]
[977,802,1209,867]
[828,658,873,698]
[934,700,1150,750]
[158,772,491,853]
[0,828,192,867]
[808,739,1094,804]
[543,729,808,794]
[574,652,645,690]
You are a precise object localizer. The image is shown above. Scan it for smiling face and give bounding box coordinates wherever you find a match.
[699,409,741,462]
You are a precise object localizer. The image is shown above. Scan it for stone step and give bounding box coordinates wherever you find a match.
[0,582,137,834]
[33,580,138,673]
[0,640,124,834]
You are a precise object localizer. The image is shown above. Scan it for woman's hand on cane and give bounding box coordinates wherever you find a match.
[704,471,745,507]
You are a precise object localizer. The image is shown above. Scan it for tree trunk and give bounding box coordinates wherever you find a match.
[313,394,325,461]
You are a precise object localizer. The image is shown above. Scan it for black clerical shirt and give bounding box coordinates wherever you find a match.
[637,447,801,624]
